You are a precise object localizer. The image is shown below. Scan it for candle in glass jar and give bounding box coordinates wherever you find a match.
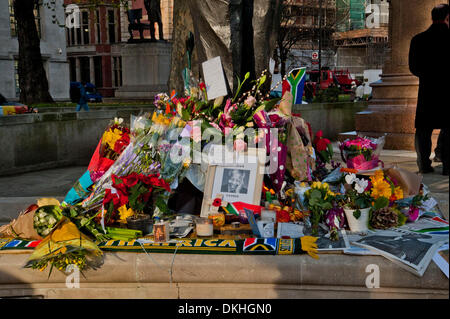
[196,218,213,236]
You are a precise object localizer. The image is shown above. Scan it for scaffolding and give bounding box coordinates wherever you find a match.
[334,0,389,74]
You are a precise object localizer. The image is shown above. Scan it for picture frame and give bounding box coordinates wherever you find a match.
[200,147,266,218]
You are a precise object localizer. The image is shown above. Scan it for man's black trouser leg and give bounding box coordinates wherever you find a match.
[440,128,449,174]
[415,127,433,171]
[434,129,444,160]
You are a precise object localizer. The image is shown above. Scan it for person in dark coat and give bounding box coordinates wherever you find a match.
[76,81,89,112]
[409,4,449,175]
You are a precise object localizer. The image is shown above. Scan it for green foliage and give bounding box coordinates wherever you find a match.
[373,197,389,211]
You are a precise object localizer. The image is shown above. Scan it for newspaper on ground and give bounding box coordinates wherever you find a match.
[432,243,449,278]
[344,231,380,256]
[398,216,449,234]
[352,228,448,277]
[310,225,350,251]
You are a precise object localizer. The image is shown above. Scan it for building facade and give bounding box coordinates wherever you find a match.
[333,0,389,77]
[64,0,123,98]
[280,0,337,72]
[65,0,173,98]
[0,0,69,101]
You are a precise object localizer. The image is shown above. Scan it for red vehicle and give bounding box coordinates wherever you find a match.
[305,69,359,96]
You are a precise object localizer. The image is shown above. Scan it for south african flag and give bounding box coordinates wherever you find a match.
[282,67,306,105]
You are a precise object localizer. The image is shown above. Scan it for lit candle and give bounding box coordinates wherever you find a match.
[196,218,214,237]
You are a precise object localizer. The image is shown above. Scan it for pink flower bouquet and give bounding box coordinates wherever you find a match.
[339,136,385,170]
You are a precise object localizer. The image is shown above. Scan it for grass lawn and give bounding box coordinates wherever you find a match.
[30,101,154,108]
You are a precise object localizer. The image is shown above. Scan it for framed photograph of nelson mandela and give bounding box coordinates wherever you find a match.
[200,148,265,218]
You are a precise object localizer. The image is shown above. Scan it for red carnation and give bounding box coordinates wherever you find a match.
[212,198,222,207]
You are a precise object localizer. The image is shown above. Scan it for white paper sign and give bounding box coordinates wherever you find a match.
[202,56,228,100]
[276,223,304,239]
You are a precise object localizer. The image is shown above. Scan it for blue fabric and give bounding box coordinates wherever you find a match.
[63,170,94,205]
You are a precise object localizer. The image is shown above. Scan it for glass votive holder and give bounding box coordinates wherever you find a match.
[195,217,214,237]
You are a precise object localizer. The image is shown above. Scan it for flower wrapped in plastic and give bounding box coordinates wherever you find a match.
[25,217,103,276]
[339,135,385,170]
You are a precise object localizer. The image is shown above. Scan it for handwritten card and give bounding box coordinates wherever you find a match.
[202,56,228,100]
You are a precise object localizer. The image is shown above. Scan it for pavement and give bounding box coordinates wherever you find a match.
[0,146,448,225]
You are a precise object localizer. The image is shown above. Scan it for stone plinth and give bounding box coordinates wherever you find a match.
[355,0,442,150]
[0,252,447,299]
[115,42,172,99]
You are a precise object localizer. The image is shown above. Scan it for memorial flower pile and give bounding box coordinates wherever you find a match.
[3,57,446,281]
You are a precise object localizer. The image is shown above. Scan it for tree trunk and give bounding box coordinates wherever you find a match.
[168,0,199,95]
[14,0,54,105]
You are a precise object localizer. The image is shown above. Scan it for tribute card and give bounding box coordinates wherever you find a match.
[202,56,229,100]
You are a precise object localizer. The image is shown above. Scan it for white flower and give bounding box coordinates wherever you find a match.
[114,117,124,125]
[355,178,369,194]
[47,216,57,225]
[345,173,357,185]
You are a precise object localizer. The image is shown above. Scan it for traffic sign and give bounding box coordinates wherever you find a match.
[312,51,319,60]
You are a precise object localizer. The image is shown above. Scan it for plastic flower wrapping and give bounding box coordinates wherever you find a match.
[339,135,385,170]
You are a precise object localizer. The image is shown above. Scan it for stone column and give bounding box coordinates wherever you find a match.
[75,57,81,82]
[89,56,95,85]
[355,0,442,150]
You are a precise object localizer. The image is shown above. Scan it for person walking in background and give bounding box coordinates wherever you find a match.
[409,4,449,175]
[76,81,89,112]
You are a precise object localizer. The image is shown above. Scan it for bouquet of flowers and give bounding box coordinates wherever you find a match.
[25,217,103,276]
[337,172,373,212]
[304,181,335,235]
[63,118,131,206]
[339,135,385,170]
[33,205,63,237]
[100,172,171,227]
[368,170,407,229]
[90,118,131,182]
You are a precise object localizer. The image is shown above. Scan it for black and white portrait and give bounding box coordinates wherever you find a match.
[220,168,250,194]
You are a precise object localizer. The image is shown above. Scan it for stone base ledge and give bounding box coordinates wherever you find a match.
[1,282,447,299]
[0,252,447,299]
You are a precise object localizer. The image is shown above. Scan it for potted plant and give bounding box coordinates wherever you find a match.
[337,172,373,232]
[101,172,171,235]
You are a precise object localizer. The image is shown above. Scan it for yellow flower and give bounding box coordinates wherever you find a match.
[371,178,391,199]
[394,186,404,200]
[183,158,191,168]
[102,128,122,150]
[118,205,134,223]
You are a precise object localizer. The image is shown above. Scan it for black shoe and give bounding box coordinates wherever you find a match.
[419,167,435,174]
[433,156,442,163]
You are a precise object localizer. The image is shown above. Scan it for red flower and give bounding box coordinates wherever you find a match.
[114,132,130,153]
[212,198,222,207]
[103,188,120,207]
[122,172,140,188]
[199,82,206,91]
[276,210,291,223]
[141,174,171,192]
[316,138,331,152]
